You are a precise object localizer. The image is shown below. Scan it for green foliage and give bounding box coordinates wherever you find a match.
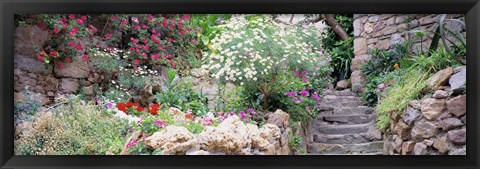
[15,96,130,155]
[288,134,303,153]
[191,14,232,49]
[375,46,459,131]
[321,14,353,80]
[155,69,209,116]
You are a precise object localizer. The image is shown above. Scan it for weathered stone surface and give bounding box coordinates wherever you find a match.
[439,118,463,131]
[448,145,466,155]
[394,135,403,153]
[433,136,451,153]
[54,55,90,78]
[402,106,422,125]
[411,121,438,140]
[15,54,53,75]
[401,141,415,155]
[266,109,290,130]
[409,20,420,28]
[421,98,446,120]
[394,121,411,140]
[424,139,435,146]
[364,22,374,34]
[14,25,49,56]
[368,15,379,22]
[432,90,449,99]
[82,86,94,95]
[382,26,397,35]
[419,15,436,25]
[354,38,368,55]
[395,16,407,24]
[414,142,428,155]
[409,100,422,109]
[426,67,453,89]
[351,54,371,71]
[145,126,198,155]
[446,95,466,117]
[59,78,79,93]
[376,39,391,50]
[447,128,466,145]
[353,18,363,37]
[449,66,466,94]
[37,75,59,91]
[336,79,351,90]
[397,23,409,32]
[453,66,466,74]
[390,33,404,45]
[351,70,365,87]
[191,68,209,78]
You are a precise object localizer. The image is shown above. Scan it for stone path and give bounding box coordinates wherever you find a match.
[307,89,384,155]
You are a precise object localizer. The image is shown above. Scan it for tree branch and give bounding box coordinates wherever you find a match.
[324,14,349,41]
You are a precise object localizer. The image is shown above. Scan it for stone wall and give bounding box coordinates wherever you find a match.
[384,66,466,155]
[351,14,466,87]
[14,25,98,105]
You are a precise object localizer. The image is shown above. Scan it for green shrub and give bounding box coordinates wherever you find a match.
[15,96,131,155]
[14,87,43,123]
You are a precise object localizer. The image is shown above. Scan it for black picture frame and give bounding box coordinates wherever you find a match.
[1,0,479,169]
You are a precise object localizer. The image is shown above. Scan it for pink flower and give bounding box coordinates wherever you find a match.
[134,25,140,30]
[134,59,140,65]
[151,53,160,60]
[70,27,79,36]
[147,14,153,22]
[167,37,173,42]
[132,17,139,23]
[65,57,71,63]
[57,61,64,69]
[105,33,112,39]
[143,45,149,51]
[130,37,138,44]
[302,77,308,82]
[134,66,138,70]
[88,24,97,33]
[192,39,197,45]
[299,90,309,97]
[141,25,148,29]
[80,15,87,21]
[76,19,84,25]
[53,26,60,34]
[68,14,76,19]
[82,54,89,62]
[74,44,83,51]
[68,41,75,47]
[36,55,44,62]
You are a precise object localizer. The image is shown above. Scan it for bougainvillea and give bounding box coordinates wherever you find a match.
[35,14,96,67]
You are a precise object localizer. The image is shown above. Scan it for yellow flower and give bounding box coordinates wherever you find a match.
[394,63,400,69]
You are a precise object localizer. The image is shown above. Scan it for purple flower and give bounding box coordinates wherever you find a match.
[106,103,113,108]
[316,101,321,106]
[286,91,297,97]
[239,111,246,119]
[294,72,302,77]
[246,108,255,114]
[301,78,308,82]
[155,120,165,128]
[299,90,309,97]
[229,111,235,116]
[312,92,320,100]
[126,140,139,148]
[306,106,310,110]
[197,27,202,31]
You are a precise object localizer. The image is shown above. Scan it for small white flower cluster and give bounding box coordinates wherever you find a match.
[92,47,131,60]
[202,15,329,85]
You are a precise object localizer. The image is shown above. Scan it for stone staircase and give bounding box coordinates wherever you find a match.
[307,89,384,155]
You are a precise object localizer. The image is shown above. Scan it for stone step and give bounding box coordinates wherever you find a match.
[323,95,363,102]
[318,152,384,155]
[313,133,374,144]
[307,141,384,154]
[322,113,375,124]
[332,106,375,115]
[323,89,357,96]
[316,122,374,134]
[321,100,366,107]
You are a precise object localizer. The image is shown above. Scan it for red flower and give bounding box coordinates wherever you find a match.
[105,33,112,39]
[148,104,160,115]
[82,54,89,62]
[36,55,44,62]
[49,51,59,58]
[65,57,72,63]
[68,14,76,19]
[68,41,75,47]
[136,106,144,112]
[80,15,87,21]
[117,102,127,114]
[134,59,140,65]
[39,50,47,56]
[126,102,134,107]
[53,26,60,34]
[57,61,64,69]
[70,27,79,36]
[75,44,83,51]
[76,19,84,25]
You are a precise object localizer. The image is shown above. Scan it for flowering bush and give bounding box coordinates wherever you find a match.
[34,14,96,67]
[202,15,331,111]
[105,14,199,75]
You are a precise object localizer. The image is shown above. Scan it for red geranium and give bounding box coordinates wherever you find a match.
[117,102,127,114]
[148,104,160,115]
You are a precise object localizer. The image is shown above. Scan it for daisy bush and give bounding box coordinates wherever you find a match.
[202,15,332,118]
